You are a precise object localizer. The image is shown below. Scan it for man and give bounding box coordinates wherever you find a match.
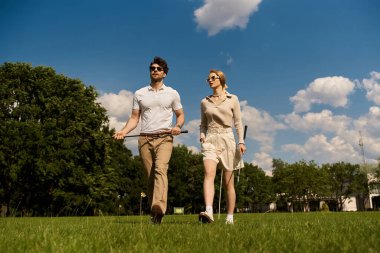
[113,56,185,224]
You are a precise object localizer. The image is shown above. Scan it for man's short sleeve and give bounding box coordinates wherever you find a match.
[172,90,183,111]
[132,93,140,110]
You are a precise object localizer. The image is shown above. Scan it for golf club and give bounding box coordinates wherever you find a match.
[218,125,247,219]
[123,129,188,138]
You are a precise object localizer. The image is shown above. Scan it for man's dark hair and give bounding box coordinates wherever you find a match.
[150,56,169,74]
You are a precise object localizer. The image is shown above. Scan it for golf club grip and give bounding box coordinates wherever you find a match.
[181,130,188,134]
[243,125,247,140]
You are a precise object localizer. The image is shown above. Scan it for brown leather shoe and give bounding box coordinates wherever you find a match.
[151,205,164,224]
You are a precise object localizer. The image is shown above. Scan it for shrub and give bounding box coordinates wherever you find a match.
[321,202,329,212]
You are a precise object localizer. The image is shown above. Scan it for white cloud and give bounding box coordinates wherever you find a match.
[252,152,273,172]
[174,119,200,147]
[96,90,134,121]
[220,51,234,66]
[97,90,140,153]
[282,110,351,134]
[353,106,380,159]
[282,134,361,164]
[362,71,380,105]
[280,105,380,165]
[187,145,201,154]
[354,106,380,136]
[194,0,262,36]
[185,119,201,134]
[107,116,126,133]
[241,74,380,166]
[226,54,233,65]
[290,76,355,113]
[96,89,141,134]
[241,100,286,153]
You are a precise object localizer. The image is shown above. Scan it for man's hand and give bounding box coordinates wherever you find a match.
[171,126,181,135]
[113,131,126,140]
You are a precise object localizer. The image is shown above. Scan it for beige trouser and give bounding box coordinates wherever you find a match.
[138,135,173,214]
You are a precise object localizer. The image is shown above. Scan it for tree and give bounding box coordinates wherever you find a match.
[322,162,368,211]
[273,159,330,212]
[117,154,146,215]
[236,163,275,212]
[168,145,204,214]
[0,62,121,216]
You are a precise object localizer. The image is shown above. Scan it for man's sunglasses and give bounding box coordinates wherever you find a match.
[150,66,164,72]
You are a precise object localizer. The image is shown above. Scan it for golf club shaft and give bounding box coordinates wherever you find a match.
[237,125,248,183]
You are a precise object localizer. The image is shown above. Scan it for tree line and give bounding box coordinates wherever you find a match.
[1,63,379,217]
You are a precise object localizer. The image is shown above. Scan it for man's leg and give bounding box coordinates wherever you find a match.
[138,137,154,209]
[151,135,173,215]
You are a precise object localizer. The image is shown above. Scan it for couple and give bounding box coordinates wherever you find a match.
[114,56,246,225]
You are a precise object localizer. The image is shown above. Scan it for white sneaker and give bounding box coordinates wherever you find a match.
[199,211,214,223]
[225,218,234,225]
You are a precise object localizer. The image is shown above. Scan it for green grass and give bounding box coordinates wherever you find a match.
[1,212,379,253]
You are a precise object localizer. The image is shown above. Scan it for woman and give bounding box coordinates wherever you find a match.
[199,69,246,225]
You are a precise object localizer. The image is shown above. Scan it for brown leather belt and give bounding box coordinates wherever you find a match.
[139,132,171,137]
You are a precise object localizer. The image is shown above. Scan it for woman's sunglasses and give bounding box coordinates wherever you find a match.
[206,76,220,82]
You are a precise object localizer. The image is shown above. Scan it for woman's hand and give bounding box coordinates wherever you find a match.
[239,143,246,154]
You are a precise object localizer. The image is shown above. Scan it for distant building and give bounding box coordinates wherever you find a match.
[366,173,380,210]
[272,172,380,212]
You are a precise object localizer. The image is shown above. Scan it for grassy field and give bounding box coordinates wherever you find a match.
[1,212,379,253]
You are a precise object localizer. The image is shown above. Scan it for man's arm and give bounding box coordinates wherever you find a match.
[171,108,185,135]
[113,109,140,139]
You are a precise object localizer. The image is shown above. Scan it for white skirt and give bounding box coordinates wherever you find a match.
[201,128,243,171]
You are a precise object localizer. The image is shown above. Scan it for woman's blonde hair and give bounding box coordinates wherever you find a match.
[209,69,228,89]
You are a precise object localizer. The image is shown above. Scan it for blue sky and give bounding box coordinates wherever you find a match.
[1,0,380,173]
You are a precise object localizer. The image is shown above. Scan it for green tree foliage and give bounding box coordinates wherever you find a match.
[322,162,368,211]
[273,159,331,212]
[321,202,329,212]
[236,163,275,212]
[117,154,146,215]
[168,145,204,214]
[376,158,380,179]
[0,62,124,216]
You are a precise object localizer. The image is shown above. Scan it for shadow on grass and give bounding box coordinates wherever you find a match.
[110,219,205,225]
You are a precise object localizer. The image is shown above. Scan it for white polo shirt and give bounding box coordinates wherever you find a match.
[133,84,183,133]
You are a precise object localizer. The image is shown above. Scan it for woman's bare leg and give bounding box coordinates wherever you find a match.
[223,170,235,215]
